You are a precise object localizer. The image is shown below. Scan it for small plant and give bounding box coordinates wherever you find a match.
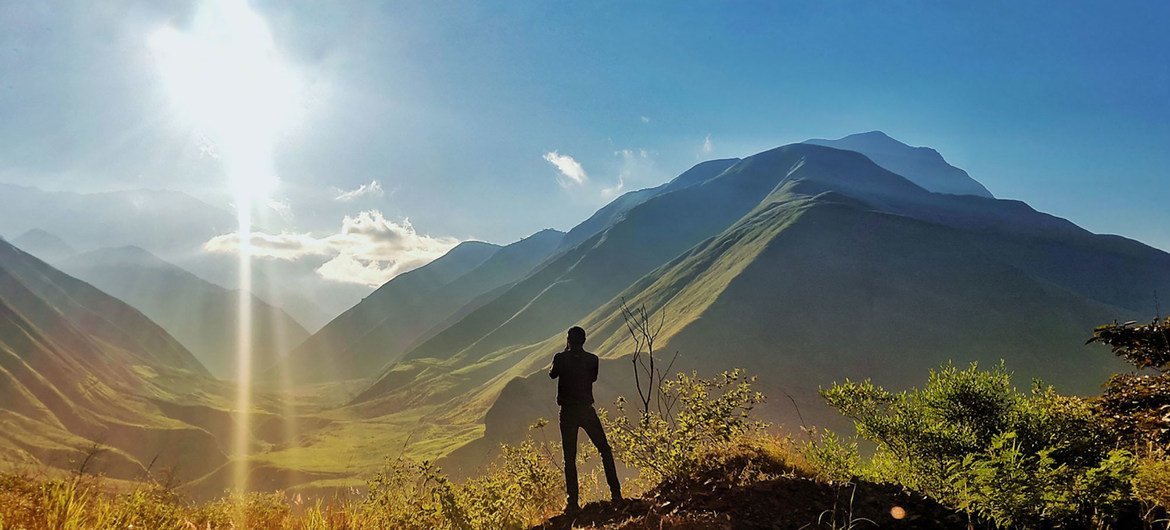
[802,482,875,530]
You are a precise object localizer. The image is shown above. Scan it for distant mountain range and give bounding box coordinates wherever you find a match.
[0,183,371,331]
[56,246,310,380]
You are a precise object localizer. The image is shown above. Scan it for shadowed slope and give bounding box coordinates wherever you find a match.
[557,159,740,251]
[444,189,1138,471]
[806,130,993,197]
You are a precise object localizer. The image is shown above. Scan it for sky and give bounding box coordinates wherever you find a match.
[1,0,1168,273]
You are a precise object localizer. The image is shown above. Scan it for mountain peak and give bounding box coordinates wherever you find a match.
[804,132,993,198]
[12,228,76,263]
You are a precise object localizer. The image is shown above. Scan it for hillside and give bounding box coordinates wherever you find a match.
[333,140,1166,480]
[0,239,229,482]
[556,159,739,251]
[279,240,503,383]
[57,246,310,380]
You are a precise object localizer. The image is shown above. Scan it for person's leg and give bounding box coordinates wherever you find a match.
[559,407,581,509]
[580,406,622,501]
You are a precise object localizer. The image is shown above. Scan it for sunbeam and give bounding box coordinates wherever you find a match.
[148,0,304,512]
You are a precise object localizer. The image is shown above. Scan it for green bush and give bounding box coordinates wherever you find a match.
[604,369,798,491]
[819,362,1138,528]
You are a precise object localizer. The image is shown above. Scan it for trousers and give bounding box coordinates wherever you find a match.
[559,404,621,504]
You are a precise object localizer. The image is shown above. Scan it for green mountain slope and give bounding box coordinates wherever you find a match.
[57,246,310,380]
[335,140,1168,477]
[387,145,928,372]
[280,240,502,383]
[443,187,1139,470]
[0,239,232,482]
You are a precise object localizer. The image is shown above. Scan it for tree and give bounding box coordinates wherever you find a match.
[1088,317,1170,450]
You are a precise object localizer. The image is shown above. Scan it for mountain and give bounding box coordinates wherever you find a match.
[0,238,233,482]
[57,246,310,380]
[282,230,568,384]
[11,229,77,262]
[279,240,503,383]
[805,131,994,198]
[557,159,740,251]
[329,140,1168,477]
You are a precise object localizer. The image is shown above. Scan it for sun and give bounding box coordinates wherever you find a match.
[149,0,303,203]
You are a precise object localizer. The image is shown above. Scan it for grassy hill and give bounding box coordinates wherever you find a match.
[0,239,227,482]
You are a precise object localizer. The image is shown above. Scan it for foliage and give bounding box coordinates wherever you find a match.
[1089,318,1170,450]
[1097,373,1170,450]
[799,428,861,483]
[605,369,774,489]
[819,362,1138,528]
[0,435,566,530]
[1133,453,1170,527]
[1087,317,1170,372]
[356,458,466,529]
[458,439,564,528]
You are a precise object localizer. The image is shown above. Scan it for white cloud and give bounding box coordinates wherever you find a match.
[267,198,294,221]
[334,180,385,202]
[640,115,651,124]
[203,210,459,287]
[543,151,589,187]
[601,176,625,200]
[701,134,714,154]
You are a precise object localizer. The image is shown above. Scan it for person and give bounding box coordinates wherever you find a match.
[549,326,622,513]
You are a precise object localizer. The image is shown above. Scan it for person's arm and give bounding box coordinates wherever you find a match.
[590,354,598,383]
[549,353,561,379]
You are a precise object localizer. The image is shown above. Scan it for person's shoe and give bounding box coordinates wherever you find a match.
[610,490,622,502]
[564,501,580,514]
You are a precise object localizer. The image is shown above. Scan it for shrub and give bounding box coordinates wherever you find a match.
[1133,453,1170,528]
[604,369,798,491]
[799,428,860,483]
[820,362,1138,527]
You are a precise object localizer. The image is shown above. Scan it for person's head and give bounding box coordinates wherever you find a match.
[566,326,586,349]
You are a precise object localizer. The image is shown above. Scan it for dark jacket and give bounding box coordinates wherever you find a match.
[549,349,598,406]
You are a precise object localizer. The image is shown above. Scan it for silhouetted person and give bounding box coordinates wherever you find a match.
[549,326,621,513]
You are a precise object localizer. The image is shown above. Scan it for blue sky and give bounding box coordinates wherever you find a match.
[1,0,1167,253]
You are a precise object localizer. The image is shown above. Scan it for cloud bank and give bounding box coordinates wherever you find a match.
[204,210,459,287]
